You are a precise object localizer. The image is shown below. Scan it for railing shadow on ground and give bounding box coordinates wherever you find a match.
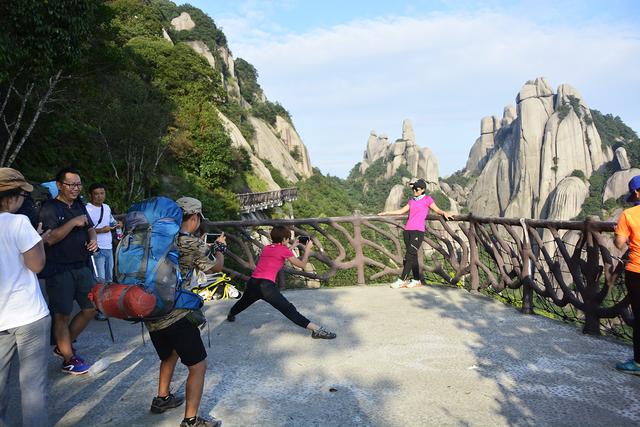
[204,213,632,341]
[8,290,396,426]
[402,285,640,426]
[6,285,639,426]
[7,213,637,425]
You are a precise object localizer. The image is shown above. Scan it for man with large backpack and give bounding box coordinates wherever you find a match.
[146,196,226,427]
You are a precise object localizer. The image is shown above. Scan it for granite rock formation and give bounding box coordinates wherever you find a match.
[168,12,313,190]
[603,147,640,202]
[465,78,613,220]
[360,119,440,190]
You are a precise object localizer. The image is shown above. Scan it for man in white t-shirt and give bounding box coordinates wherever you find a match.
[0,168,50,427]
[86,183,120,283]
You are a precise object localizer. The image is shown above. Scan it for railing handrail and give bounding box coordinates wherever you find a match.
[205,213,616,232]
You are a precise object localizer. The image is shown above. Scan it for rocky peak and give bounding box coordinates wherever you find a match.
[615,146,631,170]
[171,12,196,31]
[516,77,554,104]
[359,120,439,190]
[402,119,416,145]
[465,77,613,220]
[502,105,516,127]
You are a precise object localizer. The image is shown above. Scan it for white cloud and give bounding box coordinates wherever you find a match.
[219,10,640,177]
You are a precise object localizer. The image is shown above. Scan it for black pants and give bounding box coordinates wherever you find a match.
[229,278,311,328]
[626,270,640,363]
[401,230,425,280]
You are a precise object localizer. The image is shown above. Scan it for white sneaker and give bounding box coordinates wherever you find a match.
[390,278,407,289]
[407,279,422,288]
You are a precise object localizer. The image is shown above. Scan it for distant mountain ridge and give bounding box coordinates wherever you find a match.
[348,77,639,222]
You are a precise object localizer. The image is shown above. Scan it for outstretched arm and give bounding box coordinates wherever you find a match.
[429,202,454,221]
[378,204,410,216]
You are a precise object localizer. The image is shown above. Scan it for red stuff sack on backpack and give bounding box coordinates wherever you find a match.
[89,283,156,319]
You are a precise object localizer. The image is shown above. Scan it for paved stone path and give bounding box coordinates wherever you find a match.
[6,285,640,426]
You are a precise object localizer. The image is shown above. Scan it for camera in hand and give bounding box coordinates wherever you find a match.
[298,235,310,245]
[205,233,221,244]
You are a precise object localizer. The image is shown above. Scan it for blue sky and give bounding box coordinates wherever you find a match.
[188,0,640,178]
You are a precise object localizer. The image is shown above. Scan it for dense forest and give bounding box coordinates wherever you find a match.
[0,0,292,219]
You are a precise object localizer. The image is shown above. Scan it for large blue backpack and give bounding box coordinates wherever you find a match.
[114,196,203,319]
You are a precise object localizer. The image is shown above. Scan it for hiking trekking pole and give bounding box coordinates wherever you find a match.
[91,255,115,343]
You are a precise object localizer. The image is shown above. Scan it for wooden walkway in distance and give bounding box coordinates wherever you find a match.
[236,187,297,213]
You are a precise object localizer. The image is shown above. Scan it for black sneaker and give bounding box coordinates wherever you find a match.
[180,415,222,427]
[311,326,336,339]
[150,393,184,413]
[226,314,235,322]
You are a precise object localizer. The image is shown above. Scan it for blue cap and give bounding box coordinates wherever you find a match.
[626,175,640,202]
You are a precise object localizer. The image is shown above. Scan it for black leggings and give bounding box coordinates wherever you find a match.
[401,230,425,280]
[228,278,311,328]
[626,270,640,363]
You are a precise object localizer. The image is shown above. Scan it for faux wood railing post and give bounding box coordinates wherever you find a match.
[582,217,601,335]
[353,211,366,285]
[519,218,533,314]
[467,215,480,291]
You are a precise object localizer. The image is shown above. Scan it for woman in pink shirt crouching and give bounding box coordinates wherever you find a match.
[226,225,336,339]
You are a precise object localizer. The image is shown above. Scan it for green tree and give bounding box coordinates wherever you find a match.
[107,0,164,45]
[0,0,105,166]
[235,58,262,103]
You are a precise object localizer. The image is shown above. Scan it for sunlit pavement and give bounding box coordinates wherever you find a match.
[6,285,640,426]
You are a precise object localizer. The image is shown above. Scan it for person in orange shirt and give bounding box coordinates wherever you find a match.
[615,175,640,375]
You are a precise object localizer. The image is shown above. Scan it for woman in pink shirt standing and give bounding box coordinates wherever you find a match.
[226,226,336,339]
[379,179,454,288]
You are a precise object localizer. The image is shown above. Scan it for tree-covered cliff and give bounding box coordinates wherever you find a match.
[0,0,309,219]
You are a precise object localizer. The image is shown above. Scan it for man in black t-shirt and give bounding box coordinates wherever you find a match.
[39,167,98,375]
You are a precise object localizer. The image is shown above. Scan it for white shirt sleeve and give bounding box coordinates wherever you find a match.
[15,214,42,254]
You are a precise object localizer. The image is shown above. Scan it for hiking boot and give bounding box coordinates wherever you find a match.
[407,279,422,288]
[312,326,336,340]
[150,393,185,414]
[180,415,222,427]
[616,359,640,375]
[390,278,407,289]
[226,314,235,322]
[61,356,90,375]
[53,346,84,363]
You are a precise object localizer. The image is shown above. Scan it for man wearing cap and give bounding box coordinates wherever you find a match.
[379,178,454,288]
[0,168,50,426]
[145,196,226,427]
[615,175,640,375]
[38,167,98,375]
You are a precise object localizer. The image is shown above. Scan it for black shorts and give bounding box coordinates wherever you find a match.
[45,266,96,315]
[149,317,207,366]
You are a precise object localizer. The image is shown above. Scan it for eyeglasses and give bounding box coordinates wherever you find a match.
[62,182,83,189]
[412,187,422,192]
[18,192,29,198]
